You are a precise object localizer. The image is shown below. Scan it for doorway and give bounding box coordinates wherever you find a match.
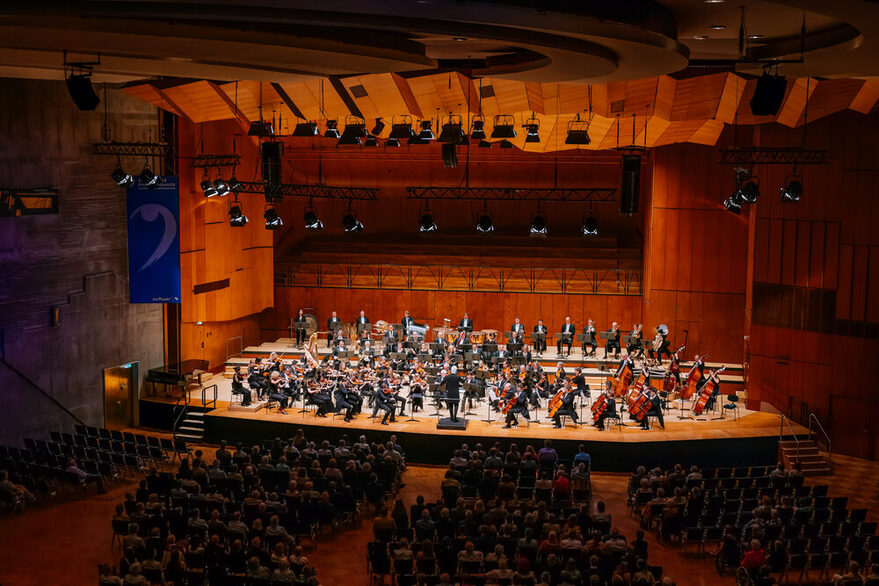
[103,362,138,430]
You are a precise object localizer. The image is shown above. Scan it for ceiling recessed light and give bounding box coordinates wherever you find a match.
[704,0,726,3]
[710,24,727,30]
[748,34,765,39]
[453,37,467,42]
[694,35,709,40]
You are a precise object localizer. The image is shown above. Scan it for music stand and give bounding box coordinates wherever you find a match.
[430,342,445,354]
[481,386,495,424]
[357,323,372,339]
[464,352,480,364]
[507,342,523,355]
[462,383,478,417]
[530,332,546,355]
[390,352,406,361]
[457,325,473,333]
[556,332,573,356]
[458,343,473,354]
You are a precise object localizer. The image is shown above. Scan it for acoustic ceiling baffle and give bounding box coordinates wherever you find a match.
[719,147,828,165]
[405,186,616,202]
[234,181,379,200]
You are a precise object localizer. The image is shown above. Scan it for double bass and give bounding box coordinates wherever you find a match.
[626,369,648,411]
[612,361,634,397]
[681,355,706,400]
[693,366,726,416]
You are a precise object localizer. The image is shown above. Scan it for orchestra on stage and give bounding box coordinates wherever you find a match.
[234,309,730,432]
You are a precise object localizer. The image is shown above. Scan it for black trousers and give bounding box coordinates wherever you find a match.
[649,342,672,363]
[336,398,354,420]
[553,408,578,426]
[557,336,573,355]
[534,338,546,353]
[627,341,644,358]
[295,328,306,345]
[641,406,664,429]
[582,341,596,355]
[236,387,252,406]
[447,397,459,421]
[605,340,621,357]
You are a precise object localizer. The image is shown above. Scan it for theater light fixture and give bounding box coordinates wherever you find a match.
[732,168,759,204]
[342,206,363,232]
[723,195,743,214]
[228,174,243,195]
[324,119,341,139]
[581,215,599,236]
[201,172,218,197]
[523,113,540,143]
[470,117,486,140]
[386,137,401,147]
[304,208,324,231]
[418,120,435,141]
[419,209,438,233]
[63,52,101,111]
[478,140,492,149]
[248,120,274,137]
[565,114,591,145]
[229,201,248,227]
[213,177,230,197]
[139,161,161,189]
[338,116,367,145]
[371,117,385,136]
[491,114,516,139]
[476,209,494,234]
[363,134,378,147]
[292,121,319,137]
[111,158,134,188]
[529,209,547,238]
[389,115,415,139]
[264,206,283,230]
[499,140,514,149]
[438,114,465,144]
[781,175,802,202]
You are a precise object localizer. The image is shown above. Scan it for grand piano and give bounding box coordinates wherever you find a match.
[147,359,209,396]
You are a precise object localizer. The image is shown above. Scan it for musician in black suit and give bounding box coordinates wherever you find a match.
[440,366,462,422]
[503,385,530,428]
[594,383,618,431]
[333,382,357,422]
[401,310,414,332]
[639,387,665,430]
[627,323,644,359]
[510,317,525,343]
[605,322,621,359]
[459,313,473,330]
[327,311,342,333]
[294,309,308,347]
[557,316,575,356]
[551,382,579,428]
[648,326,672,364]
[232,366,252,406]
[372,385,397,425]
[355,310,370,340]
[570,367,590,400]
[532,319,548,354]
[580,319,597,356]
[699,369,721,412]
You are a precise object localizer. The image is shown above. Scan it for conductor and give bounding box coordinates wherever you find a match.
[441,366,462,422]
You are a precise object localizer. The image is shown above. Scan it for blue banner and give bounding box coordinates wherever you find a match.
[126,176,181,303]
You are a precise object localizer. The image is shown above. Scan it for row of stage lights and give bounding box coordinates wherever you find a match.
[723,168,803,214]
[285,113,592,147]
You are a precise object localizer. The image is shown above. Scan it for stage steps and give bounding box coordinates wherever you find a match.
[175,407,206,441]
[778,438,831,476]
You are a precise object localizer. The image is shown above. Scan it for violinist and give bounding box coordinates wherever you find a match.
[294,309,308,347]
[333,381,356,422]
[533,318,548,354]
[582,319,597,357]
[266,371,289,414]
[372,383,396,425]
[570,367,589,398]
[247,359,268,400]
[551,380,579,428]
[503,384,531,428]
[510,316,525,344]
[638,386,665,430]
[605,322,622,360]
[408,376,424,413]
[594,382,618,431]
[231,366,252,406]
[530,370,550,407]
[463,371,482,412]
[627,323,644,359]
[555,362,567,384]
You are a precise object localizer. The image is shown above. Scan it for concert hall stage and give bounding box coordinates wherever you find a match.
[139,392,802,473]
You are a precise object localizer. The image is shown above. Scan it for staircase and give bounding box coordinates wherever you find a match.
[173,406,207,441]
[778,438,831,476]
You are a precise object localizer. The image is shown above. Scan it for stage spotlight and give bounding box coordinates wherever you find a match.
[201,173,218,197]
[419,211,438,232]
[470,117,486,140]
[408,134,425,145]
[418,120,435,141]
[439,114,465,144]
[338,117,367,145]
[343,210,364,232]
[214,177,230,197]
[386,137,401,147]
[566,114,591,145]
[229,203,248,227]
[371,117,385,136]
[264,207,283,230]
[581,215,599,236]
[389,115,415,139]
[140,163,161,189]
[723,195,743,214]
[476,212,494,234]
[781,176,802,202]
[248,120,274,137]
[292,121,319,137]
[304,209,324,231]
[740,179,760,203]
[363,134,378,147]
[491,115,516,139]
[478,140,492,148]
[523,114,540,143]
[529,214,547,237]
[499,140,514,149]
[111,160,134,188]
[324,119,341,139]
[228,174,244,194]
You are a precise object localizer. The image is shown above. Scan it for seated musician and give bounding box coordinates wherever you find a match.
[491,382,513,412]
[648,326,673,364]
[552,381,579,428]
[333,340,348,358]
[557,316,575,356]
[638,386,665,430]
[267,371,290,414]
[510,317,525,343]
[356,310,370,340]
[360,340,375,366]
[582,319,597,357]
[231,366,252,406]
[408,377,424,413]
[570,367,590,400]
[627,323,644,359]
[531,371,550,407]
[372,384,397,425]
[532,319,548,354]
[306,381,333,417]
[594,382,618,431]
[333,382,356,422]
[555,362,567,383]
[247,359,267,400]
[462,371,482,412]
[617,352,635,377]
[503,384,531,428]
[605,322,622,360]
[700,369,722,412]
[327,311,342,333]
[401,310,414,339]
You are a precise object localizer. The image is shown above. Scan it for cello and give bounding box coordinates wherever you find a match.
[626,368,648,410]
[612,360,634,397]
[591,393,608,423]
[693,366,725,416]
[547,389,566,418]
[681,355,706,400]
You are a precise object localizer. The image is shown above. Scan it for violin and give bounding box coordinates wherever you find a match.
[693,366,725,415]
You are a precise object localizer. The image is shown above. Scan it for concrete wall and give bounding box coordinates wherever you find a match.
[0,79,164,444]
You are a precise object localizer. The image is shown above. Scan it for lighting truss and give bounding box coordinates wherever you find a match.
[406,186,616,202]
[92,141,171,158]
[719,147,828,166]
[235,181,378,200]
[189,154,241,169]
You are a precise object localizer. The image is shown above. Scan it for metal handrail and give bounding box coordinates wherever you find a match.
[779,414,800,464]
[202,384,218,409]
[809,413,832,468]
[171,389,190,439]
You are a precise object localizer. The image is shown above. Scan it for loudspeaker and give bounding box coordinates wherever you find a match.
[619,155,641,216]
[65,74,101,111]
[750,74,787,116]
[261,141,282,197]
[442,143,457,168]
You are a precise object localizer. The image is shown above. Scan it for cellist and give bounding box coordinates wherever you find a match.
[593,381,618,431]
[551,380,579,428]
[503,383,531,428]
[638,386,665,430]
[698,369,722,412]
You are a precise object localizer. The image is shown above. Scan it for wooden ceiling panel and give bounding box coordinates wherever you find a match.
[406,75,448,120]
[638,116,671,148]
[341,76,382,121]
[525,82,544,114]
[487,77,530,115]
[429,72,468,115]
[219,81,289,124]
[607,78,658,117]
[715,73,746,124]
[598,113,648,150]
[164,81,233,122]
[670,73,726,121]
[542,83,589,116]
[795,78,864,125]
[776,78,816,127]
[653,76,677,120]
[653,120,704,146]
[689,119,725,145]
[850,78,879,113]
